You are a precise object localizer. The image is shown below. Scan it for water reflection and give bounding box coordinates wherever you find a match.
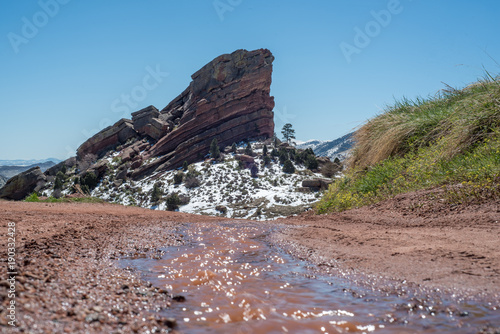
[121,222,499,333]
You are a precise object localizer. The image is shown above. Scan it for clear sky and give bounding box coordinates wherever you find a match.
[1,0,499,160]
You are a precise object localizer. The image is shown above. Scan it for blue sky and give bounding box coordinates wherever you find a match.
[1,0,499,160]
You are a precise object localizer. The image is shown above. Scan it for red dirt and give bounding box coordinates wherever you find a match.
[0,191,499,333]
[275,189,500,299]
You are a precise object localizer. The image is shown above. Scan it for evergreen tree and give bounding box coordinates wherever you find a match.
[182,161,189,171]
[210,138,220,159]
[166,193,180,211]
[231,142,237,153]
[263,144,268,156]
[279,150,288,164]
[151,182,162,203]
[281,123,296,144]
[54,171,64,190]
[250,164,259,178]
[245,143,253,156]
[283,160,295,173]
[306,155,319,170]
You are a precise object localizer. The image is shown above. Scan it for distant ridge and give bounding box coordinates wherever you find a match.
[0,158,62,167]
[296,132,354,161]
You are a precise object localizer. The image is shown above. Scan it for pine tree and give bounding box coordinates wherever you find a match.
[231,142,237,153]
[245,143,253,156]
[263,144,268,156]
[283,160,295,173]
[210,138,220,159]
[182,161,189,171]
[281,123,296,144]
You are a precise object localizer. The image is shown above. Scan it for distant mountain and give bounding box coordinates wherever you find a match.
[296,132,354,161]
[0,161,57,180]
[0,175,7,188]
[0,158,61,167]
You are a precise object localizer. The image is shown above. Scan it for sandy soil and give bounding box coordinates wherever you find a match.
[0,201,226,333]
[0,191,499,333]
[275,189,500,299]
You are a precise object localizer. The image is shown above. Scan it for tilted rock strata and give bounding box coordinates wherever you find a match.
[144,49,275,172]
[75,49,275,179]
[0,167,46,200]
[77,119,138,159]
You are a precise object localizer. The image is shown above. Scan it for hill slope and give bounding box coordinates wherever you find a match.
[296,132,354,160]
[318,75,500,213]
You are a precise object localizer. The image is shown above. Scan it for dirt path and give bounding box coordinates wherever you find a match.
[0,193,499,333]
[0,201,226,333]
[275,190,500,299]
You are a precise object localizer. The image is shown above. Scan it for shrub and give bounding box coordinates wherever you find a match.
[250,164,259,178]
[182,161,189,171]
[283,160,295,173]
[54,171,64,190]
[279,150,288,164]
[166,193,181,211]
[263,144,268,156]
[173,172,184,185]
[271,148,279,157]
[81,171,98,192]
[322,162,341,178]
[245,143,253,156]
[185,175,201,189]
[306,155,319,170]
[231,142,237,153]
[263,155,271,166]
[25,193,40,202]
[151,182,163,203]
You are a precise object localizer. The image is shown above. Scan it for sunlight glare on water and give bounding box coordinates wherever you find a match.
[121,222,499,333]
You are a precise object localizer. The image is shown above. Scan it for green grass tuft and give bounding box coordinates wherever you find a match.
[317,74,500,213]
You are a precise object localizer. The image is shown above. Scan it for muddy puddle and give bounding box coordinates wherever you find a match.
[120,222,498,333]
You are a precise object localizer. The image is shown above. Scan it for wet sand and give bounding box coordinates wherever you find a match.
[0,192,499,333]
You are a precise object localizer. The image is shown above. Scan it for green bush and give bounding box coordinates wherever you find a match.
[283,160,295,173]
[151,182,163,203]
[210,138,220,159]
[173,172,184,185]
[25,193,40,202]
[166,193,181,211]
[81,171,99,192]
[182,161,189,171]
[306,155,318,170]
[245,143,253,156]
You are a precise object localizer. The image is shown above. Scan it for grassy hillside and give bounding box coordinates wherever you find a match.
[317,74,500,213]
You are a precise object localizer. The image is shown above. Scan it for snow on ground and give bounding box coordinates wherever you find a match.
[91,142,325,220]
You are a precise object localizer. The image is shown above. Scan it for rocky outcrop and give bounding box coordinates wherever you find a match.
[0,167,46,200]
[301,178,333,191]
[132,49,274,177]
[77,119,138,159]
[45,157,77,177]
[131,105,169,140]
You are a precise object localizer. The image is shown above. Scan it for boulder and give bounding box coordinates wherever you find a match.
[234,155,255,163]
[317,156,331,165]
[77,119,138,159]
[90,160,109,178]
[131,105,169,140]
[134,49,275,178]
[0,167,47,200]
[302,178,333,191]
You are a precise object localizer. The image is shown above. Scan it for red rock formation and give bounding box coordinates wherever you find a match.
[77,119,138,159]
[131,49,274,177]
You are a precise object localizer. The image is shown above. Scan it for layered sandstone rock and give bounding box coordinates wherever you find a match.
[131,105,169,140]
[76,49,274,179]
[131,49,274,177]
[77,119,138,159]
[0,167,46,200]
